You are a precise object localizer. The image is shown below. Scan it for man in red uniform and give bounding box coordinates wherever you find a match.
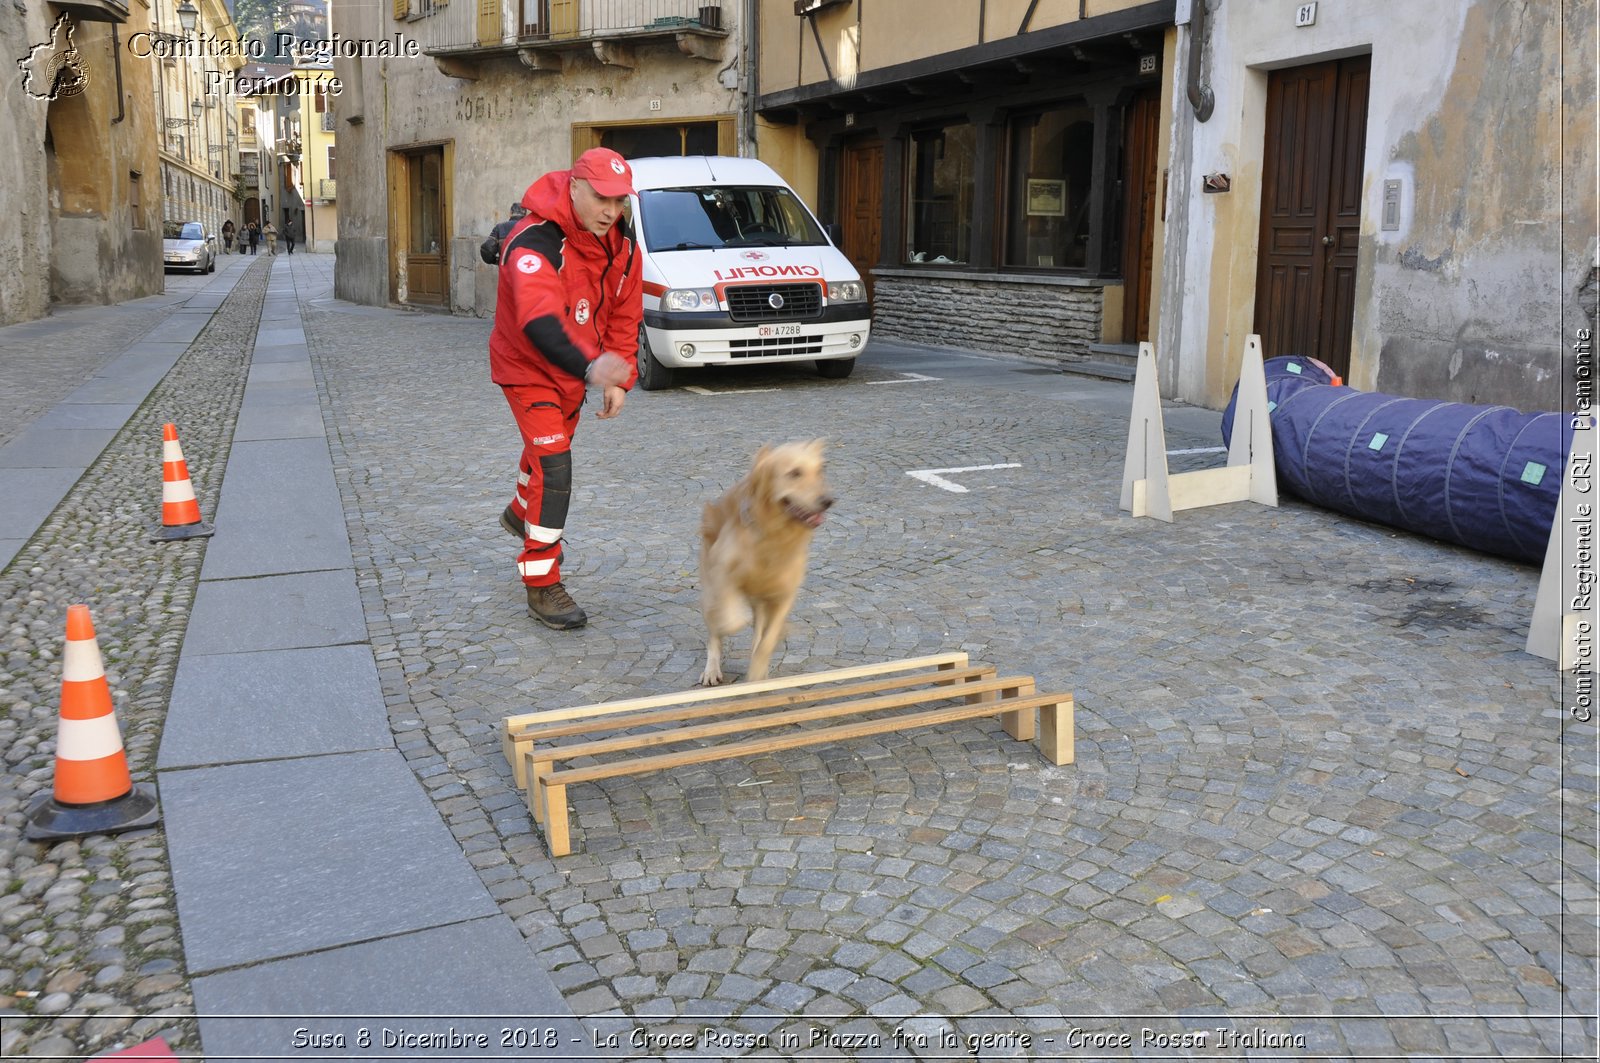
[490,147,641,628]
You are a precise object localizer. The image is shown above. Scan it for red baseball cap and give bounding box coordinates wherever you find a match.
[571,147,634,197]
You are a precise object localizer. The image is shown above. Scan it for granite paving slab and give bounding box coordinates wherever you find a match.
[182,569,367,655]
[157,644,390,769]
[191,916,591,1062]
[0,467,80,537]
[27,402,139,430]
[247,361,315,386]
[0,426,120,468]
[232,399,326,441]
[161,749,501,974]
[198,438,352,579]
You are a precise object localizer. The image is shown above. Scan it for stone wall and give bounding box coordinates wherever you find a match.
[870,270,1103,364]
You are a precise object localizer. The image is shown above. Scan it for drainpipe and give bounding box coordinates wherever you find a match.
[741,0,758,156]
[111,22,125,123]
[1186,0,1213,122]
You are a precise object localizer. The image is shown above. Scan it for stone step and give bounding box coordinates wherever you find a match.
[1087,342,1140,365]
[1061,359,1136,383]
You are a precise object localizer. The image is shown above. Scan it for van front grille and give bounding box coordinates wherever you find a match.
[726,283,824,321]
[728,337,824,359]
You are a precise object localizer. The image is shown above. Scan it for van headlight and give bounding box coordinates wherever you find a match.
[828,280,866,303]
[663,288,719,311]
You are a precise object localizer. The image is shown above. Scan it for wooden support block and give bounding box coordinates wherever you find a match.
[1038,695,1075,765]
[543,784,570,858]
[1164,464,1252,512]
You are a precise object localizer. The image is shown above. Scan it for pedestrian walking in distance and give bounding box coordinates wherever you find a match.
[490,147,641,629]
[246,221,259,255]
[262,220,278,255]
[221,219,235,254]
[480,201,530,265]
[285,219,298,255]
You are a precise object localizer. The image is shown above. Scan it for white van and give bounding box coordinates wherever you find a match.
[627,156,871,390]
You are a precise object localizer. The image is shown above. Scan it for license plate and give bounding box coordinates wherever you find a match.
[757,323,800,338]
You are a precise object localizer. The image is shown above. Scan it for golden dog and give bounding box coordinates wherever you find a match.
[699,440,834,686]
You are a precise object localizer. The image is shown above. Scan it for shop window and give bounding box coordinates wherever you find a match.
[1005,104,1095,269]
[906,123,974,265]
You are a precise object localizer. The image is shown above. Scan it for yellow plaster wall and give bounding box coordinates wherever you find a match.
[754,119,819,206]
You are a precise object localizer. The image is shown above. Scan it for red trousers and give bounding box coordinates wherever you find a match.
[502,385,580,587]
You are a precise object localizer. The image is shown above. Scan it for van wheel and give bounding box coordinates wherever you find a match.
[816,357,855,379]
[637,326,678,391]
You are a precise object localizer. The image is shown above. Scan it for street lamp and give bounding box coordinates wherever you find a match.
[176,0,198,32]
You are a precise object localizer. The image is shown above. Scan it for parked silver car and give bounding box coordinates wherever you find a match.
[162,220,215,274]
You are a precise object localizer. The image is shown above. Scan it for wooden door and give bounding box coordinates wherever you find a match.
[1255,55,1370,377]
[839,139,883,302]
[406,148,446,306]
[1121,88,1161,343]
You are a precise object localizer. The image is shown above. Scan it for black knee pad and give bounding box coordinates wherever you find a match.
[538,451,572,495]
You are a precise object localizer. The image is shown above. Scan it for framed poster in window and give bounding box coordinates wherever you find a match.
[1026,178,1066,217]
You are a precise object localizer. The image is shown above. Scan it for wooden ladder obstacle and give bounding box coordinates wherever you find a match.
[501,653,1074,857]
[1120,334,1278,521]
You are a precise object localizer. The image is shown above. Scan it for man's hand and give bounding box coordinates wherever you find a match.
[586,351,630,390]
[597,384,626,419]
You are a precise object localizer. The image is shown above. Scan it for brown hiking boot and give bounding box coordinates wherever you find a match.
[499,505,522,539]
[526,581,587,629]
[501,506,564,561]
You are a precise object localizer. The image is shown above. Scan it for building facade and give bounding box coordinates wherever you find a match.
[332,0,742,314]
[756,1,1174,370]
[757,0,1594,413]
[1157,0,1594,411]
[3,0,163,323]
[150,0,245,243]
[240,62,341,251]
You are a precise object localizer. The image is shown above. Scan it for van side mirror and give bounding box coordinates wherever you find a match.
[824,222,842,245]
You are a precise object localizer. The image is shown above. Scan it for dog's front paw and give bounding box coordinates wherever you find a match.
[699,666,725,686]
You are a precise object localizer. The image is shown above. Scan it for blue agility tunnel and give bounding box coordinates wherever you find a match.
[1222,356,1572,564]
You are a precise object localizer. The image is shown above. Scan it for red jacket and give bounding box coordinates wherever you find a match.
[489,170,642,402]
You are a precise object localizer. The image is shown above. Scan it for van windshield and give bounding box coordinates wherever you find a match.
[638,186,828,252]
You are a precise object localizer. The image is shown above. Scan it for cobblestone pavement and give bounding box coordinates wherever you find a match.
[0,247,1594,1061]
[293,253,1595,1060]
[0,258,269,1058]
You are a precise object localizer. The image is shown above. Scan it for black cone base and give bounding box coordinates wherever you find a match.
[150,520,215,542]
[24,783,160,841]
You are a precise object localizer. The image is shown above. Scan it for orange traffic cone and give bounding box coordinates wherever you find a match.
[25,605,160,841]
[150,422,214,541]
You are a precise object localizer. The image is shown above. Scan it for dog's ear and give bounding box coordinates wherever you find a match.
[752,443,772,467]
[807,437,828,455]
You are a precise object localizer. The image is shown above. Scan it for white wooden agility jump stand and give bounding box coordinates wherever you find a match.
[1526,435,1594,670]
[1120,334,1278,521]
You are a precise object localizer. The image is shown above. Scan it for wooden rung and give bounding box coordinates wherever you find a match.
[538,691,1073,791]
[501,652,970,769]
[508,665,998,788]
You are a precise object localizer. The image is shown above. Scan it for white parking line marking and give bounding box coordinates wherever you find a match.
[906,463,1022,493]
[1167,446,1228,455]
[869,372,942,385]
[684,386,780,395]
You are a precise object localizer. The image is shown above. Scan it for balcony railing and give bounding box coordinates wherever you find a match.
[424,0,726,69]
[321,111,336,132]
[319,179,337,200]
